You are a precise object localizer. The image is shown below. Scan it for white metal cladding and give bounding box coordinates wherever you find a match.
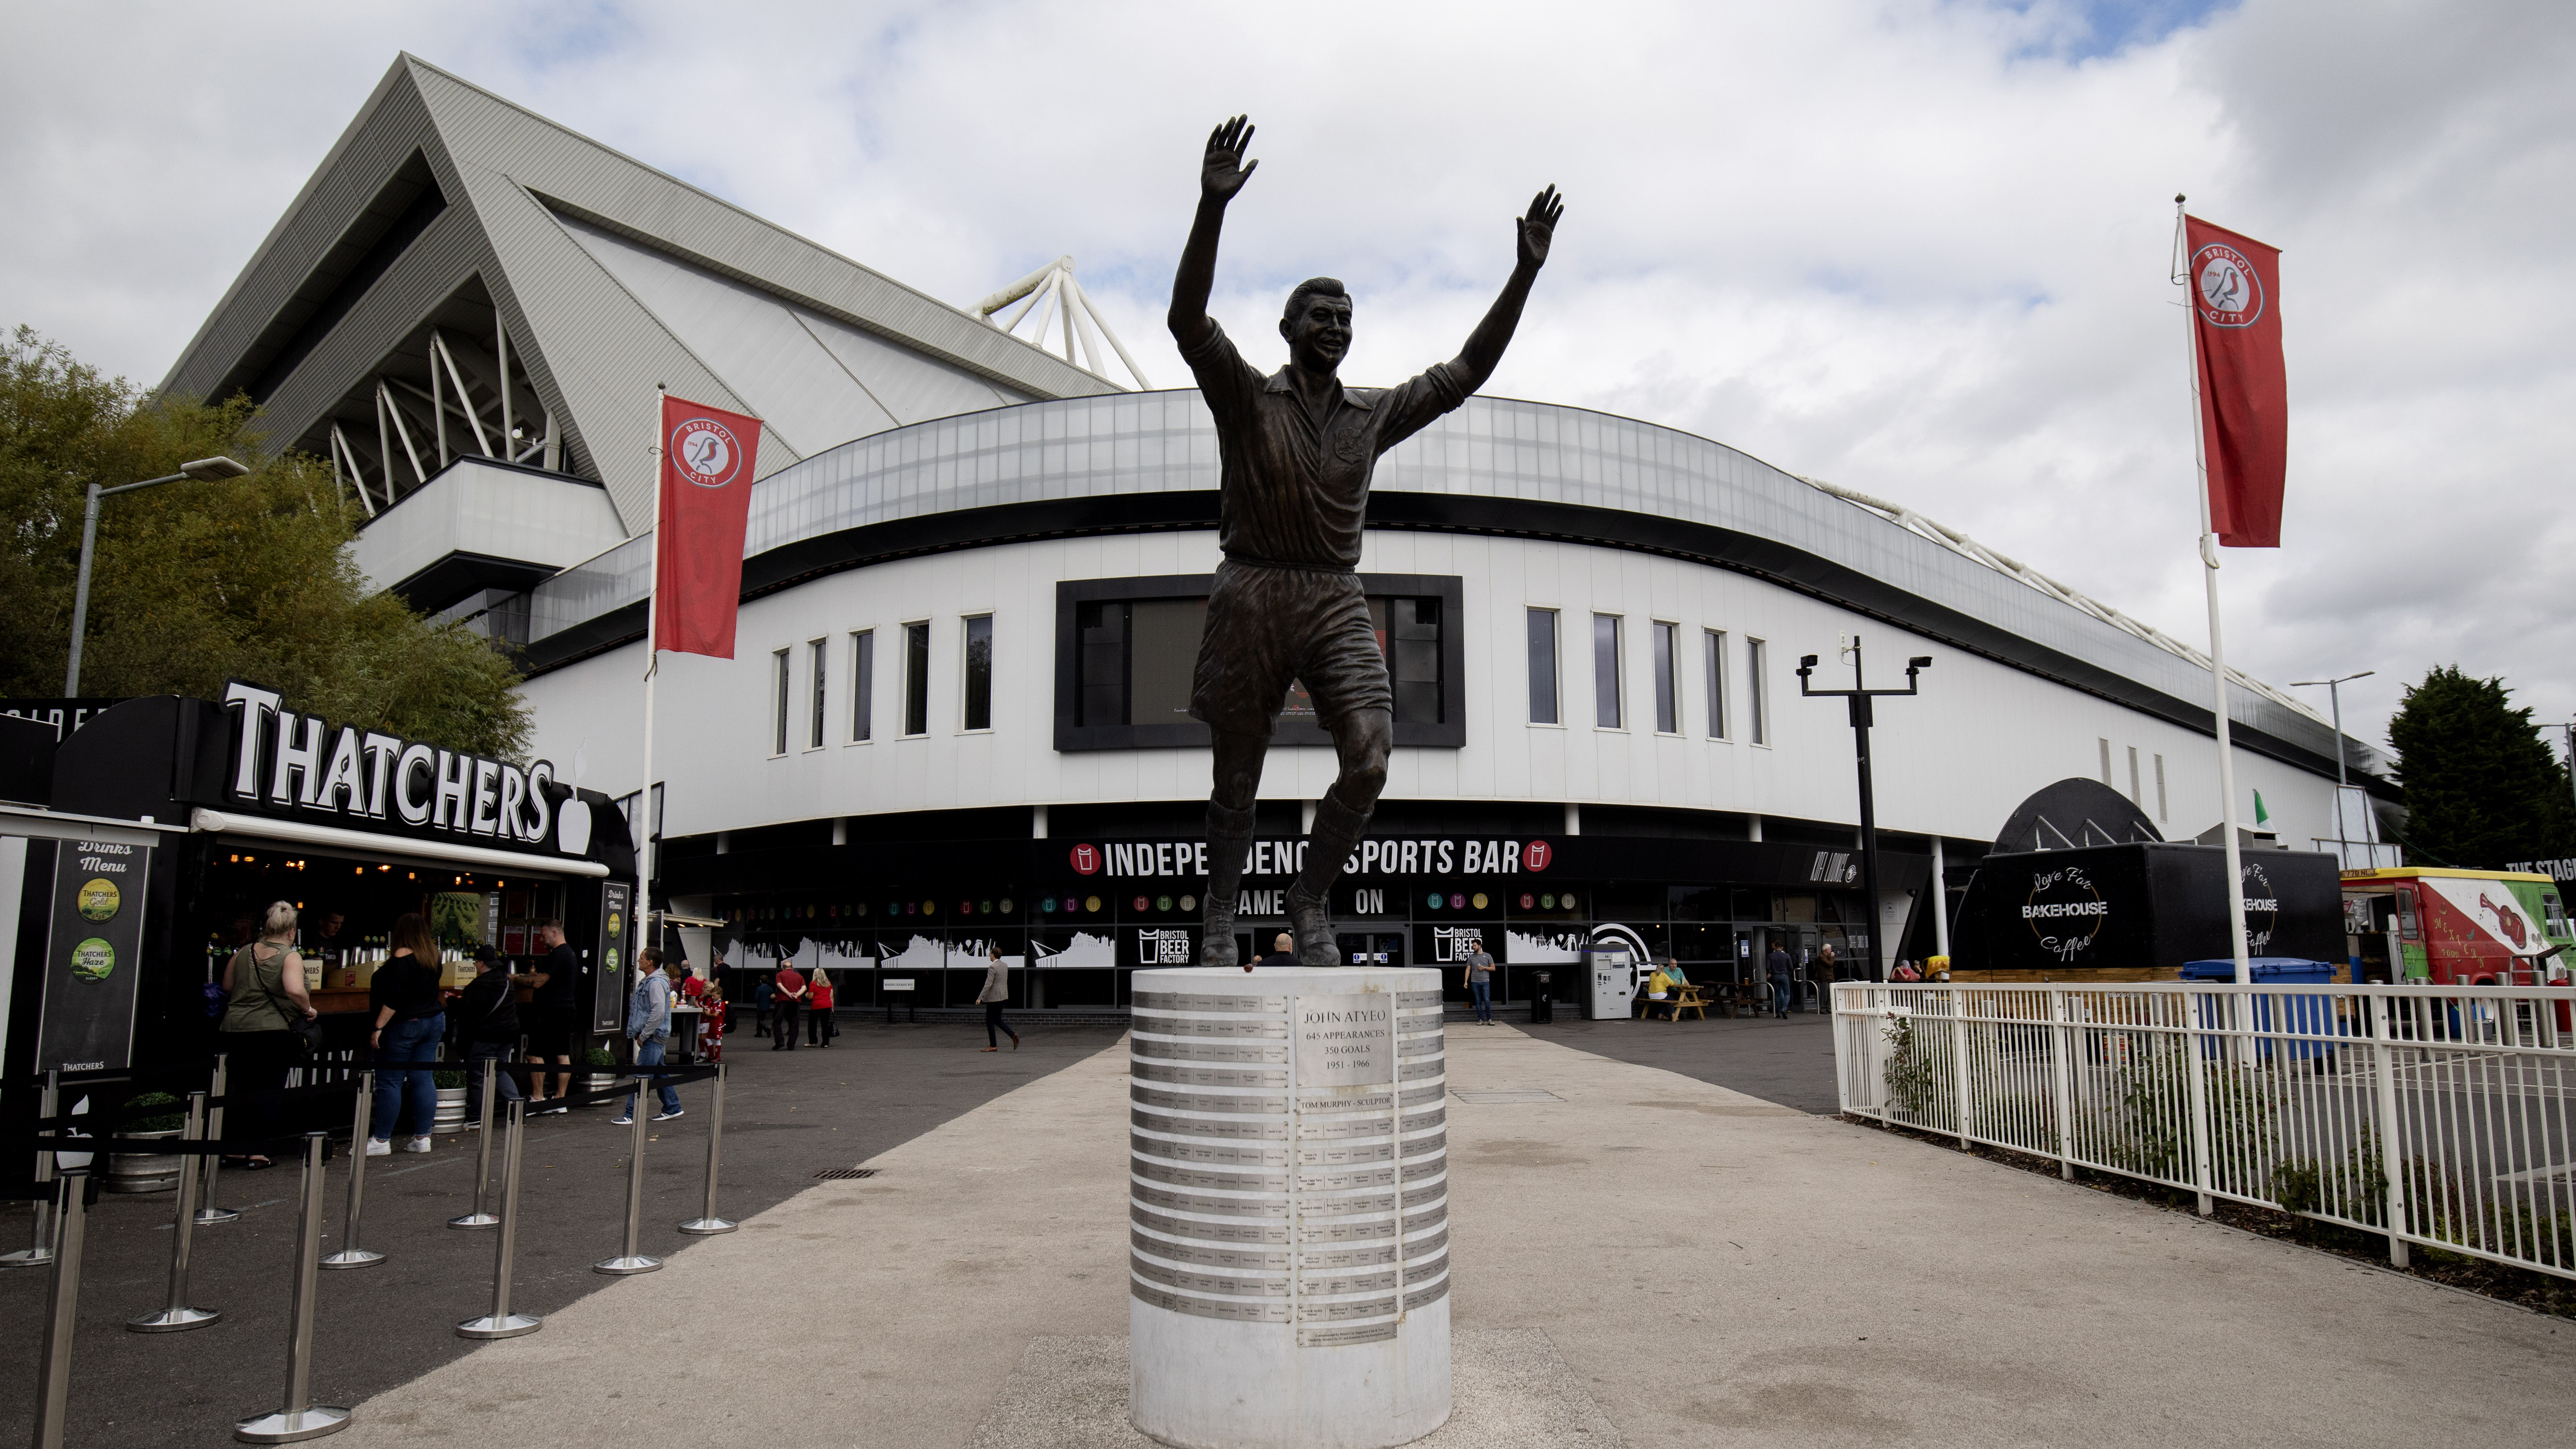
[349,459,624,595]
[1834,981,2576,1281]
[556,214,1027,457]
[524,389,2348,767]
[159,54,1117,531]
[517,528,2342,853]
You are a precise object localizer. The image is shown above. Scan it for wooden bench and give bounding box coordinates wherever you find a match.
[1635,983,1711,1022]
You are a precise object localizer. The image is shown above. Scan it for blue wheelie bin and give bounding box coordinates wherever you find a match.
[2179,957,2340,1065]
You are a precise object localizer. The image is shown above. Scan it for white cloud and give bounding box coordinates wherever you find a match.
[5,0,2570,757]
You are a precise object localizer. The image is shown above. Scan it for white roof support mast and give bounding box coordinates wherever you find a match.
[972,257,1151,391]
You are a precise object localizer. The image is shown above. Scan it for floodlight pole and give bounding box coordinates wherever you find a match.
[64,457,251,695]
[1797,638,1931,983]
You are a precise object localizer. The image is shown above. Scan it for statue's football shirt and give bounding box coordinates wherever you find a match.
[1179,322,1473,571]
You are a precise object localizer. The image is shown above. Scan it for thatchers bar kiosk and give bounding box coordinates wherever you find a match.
[8,684,636,1080]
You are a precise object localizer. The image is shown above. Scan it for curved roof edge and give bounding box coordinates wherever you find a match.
[514,389,2363,778]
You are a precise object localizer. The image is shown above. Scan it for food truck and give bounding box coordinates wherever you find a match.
[7,684,637,1081]
[2340,867,2573,987]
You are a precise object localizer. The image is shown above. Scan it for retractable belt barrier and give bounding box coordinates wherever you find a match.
[10,1055,736,1446]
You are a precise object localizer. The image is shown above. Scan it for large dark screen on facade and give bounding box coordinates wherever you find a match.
[1055,574,1465,750]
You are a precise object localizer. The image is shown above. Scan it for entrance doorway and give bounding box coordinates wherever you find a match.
[1336,932,1405,966]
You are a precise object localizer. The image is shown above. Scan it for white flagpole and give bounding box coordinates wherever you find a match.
[641,385,665,959]
[2176,197,2253,990]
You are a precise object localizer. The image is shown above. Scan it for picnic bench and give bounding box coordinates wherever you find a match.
[1635,982,1712,1022]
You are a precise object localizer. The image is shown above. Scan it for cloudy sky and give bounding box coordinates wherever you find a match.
[6,0,2570,758]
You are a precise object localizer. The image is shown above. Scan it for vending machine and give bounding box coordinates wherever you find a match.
[1582,942,1636,1020]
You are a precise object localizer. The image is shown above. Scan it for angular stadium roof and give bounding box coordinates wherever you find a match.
[161,53,1122,534]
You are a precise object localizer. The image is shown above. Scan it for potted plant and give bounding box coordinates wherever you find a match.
[432,1069,467,1132]
[107,1092,186,1194]
[581,1047,618,1103]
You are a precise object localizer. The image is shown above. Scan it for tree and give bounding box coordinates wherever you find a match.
[0,326,530,757]
[2385,665,2574,869]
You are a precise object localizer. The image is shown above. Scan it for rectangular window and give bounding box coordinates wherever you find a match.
[2154,754,2168,821]
[770,648,790,756]
[808,638,827,749]
[2126,745,2141,806]
[1747,637,1769,744]
[1527,608,1559,724]
[1385,597,1442,723]
[1651,622,1679,733]
[902,621,930,736]
[1076,601,1131,726]
[848,630,874,741]
[1704,629,1729,739]
[2100,738,2114,786]
[962,614,993,731]
[1592,613,1622,729]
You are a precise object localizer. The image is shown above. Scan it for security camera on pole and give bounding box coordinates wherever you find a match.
[2172,198,2291,989]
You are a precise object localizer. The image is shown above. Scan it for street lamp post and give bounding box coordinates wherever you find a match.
[2289,670,2373,860]
[1797,637,1932,983]
[64,456,251,696]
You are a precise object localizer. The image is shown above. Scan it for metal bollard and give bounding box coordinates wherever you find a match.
[677,1063,737,1235]
[0,1069,62,1269]
[449,1058,500,1230]
[197,1054,240,1226]
[457,1100,540,1339]
[594,1080,661,1274]
[234,1134,349,1443]
[130,1091,221,1330]
[30,1169,89,1449]
[319,1073,381,1270]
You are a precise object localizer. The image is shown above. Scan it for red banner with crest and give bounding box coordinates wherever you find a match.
[654,394,764,658]
[2185,216,2287,548]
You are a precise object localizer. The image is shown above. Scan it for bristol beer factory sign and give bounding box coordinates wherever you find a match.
[1064,836,1557,883]
[222,680,580,856]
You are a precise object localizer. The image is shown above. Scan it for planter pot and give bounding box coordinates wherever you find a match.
[581,1072,617,1102]
[433,1086,467,1132]
[106,1129,184,1194]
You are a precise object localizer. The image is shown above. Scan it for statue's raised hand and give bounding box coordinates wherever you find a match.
[1201,115,1258,204]
[1517,185,1565,270]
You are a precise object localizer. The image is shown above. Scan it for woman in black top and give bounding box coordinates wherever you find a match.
[367,913,449,1155]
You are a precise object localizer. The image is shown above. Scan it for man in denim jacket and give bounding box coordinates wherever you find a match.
[617,946,685,1124]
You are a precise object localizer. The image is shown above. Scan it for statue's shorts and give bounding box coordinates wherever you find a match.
[1189,559,1392,740]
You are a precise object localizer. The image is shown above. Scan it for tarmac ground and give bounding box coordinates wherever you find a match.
[0,1021,1125,1447]
[7,1013,2570,1448]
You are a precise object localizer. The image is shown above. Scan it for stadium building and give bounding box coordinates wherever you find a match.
[156,55,2385,1011]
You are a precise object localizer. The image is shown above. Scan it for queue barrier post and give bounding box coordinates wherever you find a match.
[1,1069,63,1269]
[29,1168,89,1449]
[130,1090,221,1331]
[677,1061,737,1236]
[319,1071,382,1270]
[196,1053,240,1227]
[234,1133,349,1443]
[449,1058,500,1230]
[457,1098,540,1339]
[595,1078,661,1275]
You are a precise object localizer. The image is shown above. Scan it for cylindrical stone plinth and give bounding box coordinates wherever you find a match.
[1129,966,1450,1449]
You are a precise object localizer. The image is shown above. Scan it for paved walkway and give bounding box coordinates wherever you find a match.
[329,1025,2572,1449]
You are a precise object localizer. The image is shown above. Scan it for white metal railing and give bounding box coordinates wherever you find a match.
[1833,980,2576,1279]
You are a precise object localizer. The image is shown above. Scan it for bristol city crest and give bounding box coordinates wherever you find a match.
[2193,242,2264,328]
[669,417,745,488]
